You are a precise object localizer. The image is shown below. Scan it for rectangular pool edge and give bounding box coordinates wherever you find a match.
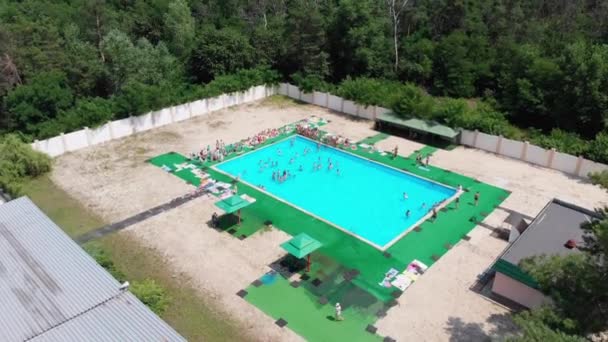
[212,135,460,251]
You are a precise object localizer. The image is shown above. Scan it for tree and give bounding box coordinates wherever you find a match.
[328,0,391,80]
[5,71,74,136]
[283,0,329,77]
[385,0,411,72]
[102,29,181,92]
[163,0,195,59]
[189,28,255,83]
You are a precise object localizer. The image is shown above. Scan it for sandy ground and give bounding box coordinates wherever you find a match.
[50,97,608,341]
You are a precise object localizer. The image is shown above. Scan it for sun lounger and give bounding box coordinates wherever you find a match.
[359,143,371,149]
[404,271,419,282]
[391,274,412,291]
[410,259,429,273]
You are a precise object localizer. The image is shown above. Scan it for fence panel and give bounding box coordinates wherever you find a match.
[253,85,267,100]
[133,112,154,132]
[526,145,549,166]
[459,130,475,146]
[174,104,191,122]
[90,124,111,145]
[207,96,223,112]
[342,100,358,116]
[476,132,498,152]
[279,83,288,96]
[328,95,342,112]
[111,117,133,138]
[287,84,300,99]
[300,92,313,104]
[153,108,172,127]
[40,136,65,157]
[376,107,391,116]
[191,99,207,116]
[552,152,578,174]
[359,106,375,120]
[501,138,524,159]
[579,159,608,177]
[63,130,88,152]
[313,91,328,107]
[224,93,238,108]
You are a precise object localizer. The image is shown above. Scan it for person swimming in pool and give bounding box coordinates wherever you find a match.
[328,162,333,170]
[403,192,408,200]
[289,157,294,164]
[421,202,426,209]
[336,168,340,176]
[277,148,282,156]
[406,209,411,217]
[299,165,303,172]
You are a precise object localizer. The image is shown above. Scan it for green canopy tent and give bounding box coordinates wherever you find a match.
[214,195,252,225]
[280,233,322,272]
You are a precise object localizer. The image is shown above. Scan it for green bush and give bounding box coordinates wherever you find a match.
[0,134,52,196]
[529,129,590,157]
[586,131,608,164]
[337,77,404,107]
[589,170,608,190]
[291,73,334,93]
[131,279,170,315]
[85,243,126,282]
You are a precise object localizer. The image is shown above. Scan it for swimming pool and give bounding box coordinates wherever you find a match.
[214,135,457,250]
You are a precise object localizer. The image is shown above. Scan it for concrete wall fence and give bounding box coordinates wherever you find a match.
[33,82,607,179]
[32,85,275,157]
[460,129,608,178]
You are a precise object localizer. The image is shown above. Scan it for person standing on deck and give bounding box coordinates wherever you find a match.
[393,145,398,159]
[474,192,480,206]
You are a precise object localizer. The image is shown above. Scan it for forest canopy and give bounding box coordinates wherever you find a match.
[1,0,608,162]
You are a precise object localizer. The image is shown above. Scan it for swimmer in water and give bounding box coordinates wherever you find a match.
[336,168,340,176]
[299,165,303,171]
[421,202,426,209]
[289,157,294,164]
[406,209,411,217]
[403,192,408,200]
[328,162,333,170]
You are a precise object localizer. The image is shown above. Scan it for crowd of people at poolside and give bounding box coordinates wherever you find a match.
[190,128,282,162]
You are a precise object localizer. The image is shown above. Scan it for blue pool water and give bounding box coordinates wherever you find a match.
[215,136,456,248]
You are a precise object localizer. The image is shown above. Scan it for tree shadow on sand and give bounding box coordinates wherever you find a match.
[444,313,518,342]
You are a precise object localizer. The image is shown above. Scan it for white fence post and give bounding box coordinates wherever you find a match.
[521,141,529,161]
[170,107,175,123]
[472,130,479,147]
[108,121,115,140]
[496,135,503,154]
[340,97,345,113]
[547,148,556,168]
[60,133,67,152]
[575,156,584,176]
[84,127,92,147]
[130,116,136,134]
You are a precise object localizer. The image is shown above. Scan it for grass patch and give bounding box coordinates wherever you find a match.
[22,175,248,342]
[260,94,301,108]
[21,175,104,237]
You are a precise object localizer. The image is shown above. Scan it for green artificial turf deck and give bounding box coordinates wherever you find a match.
[148,127,510,341]
[357,133,390,145]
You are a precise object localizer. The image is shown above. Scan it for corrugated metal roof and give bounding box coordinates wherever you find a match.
[30,292,185,342]
[0,197,185,342]
[500,199,599,266]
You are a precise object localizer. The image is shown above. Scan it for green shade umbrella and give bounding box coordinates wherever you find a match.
[214,195,252,225]
[280,233,323,272]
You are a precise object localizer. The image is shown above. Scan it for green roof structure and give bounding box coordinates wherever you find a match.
[281,233,322,258]
[377,112,460,140]
[214,195,251,214]
[281,233,323,272]
[215,195,252,225]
